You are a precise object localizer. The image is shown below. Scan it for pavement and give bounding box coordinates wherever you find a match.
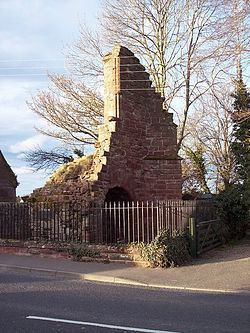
[0,237,249,294]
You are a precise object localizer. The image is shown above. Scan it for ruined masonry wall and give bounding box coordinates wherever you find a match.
[32,45,182,202]
[82,45,182,201]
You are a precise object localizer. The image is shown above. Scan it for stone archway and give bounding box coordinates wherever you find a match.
[105,186,132,202]
[104,186,132,243]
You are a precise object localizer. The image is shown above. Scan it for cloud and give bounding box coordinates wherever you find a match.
[15,168,48,196]
[0,80,32,102]
[16,153,26,159]
[0,80,47,136]
[12,166,35,175]
[0,0,101,196]
[0,0,100,62]
[9,134,47,153]
[0,31,45,59]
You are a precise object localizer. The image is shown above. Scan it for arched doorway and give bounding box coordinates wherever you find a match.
[104,187,132,243]
[105,186,132,202]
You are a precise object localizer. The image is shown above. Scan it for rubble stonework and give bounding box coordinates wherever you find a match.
[32,45,182,202]
[0,150,18,202]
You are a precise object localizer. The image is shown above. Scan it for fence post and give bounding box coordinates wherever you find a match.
[189,217,197,258]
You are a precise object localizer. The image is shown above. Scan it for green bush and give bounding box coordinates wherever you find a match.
[215,184,249,240]
[69,245,100,261]
[136,229,191,268]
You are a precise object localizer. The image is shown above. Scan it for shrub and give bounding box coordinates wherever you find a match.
[136,229,191,268]
[215,184,249,240]
[69,244,100,261]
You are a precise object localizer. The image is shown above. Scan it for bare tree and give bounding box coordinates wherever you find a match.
[26,0,249,173]
[185,86,236,192]
[24,147,75,171]
[101,0,243,149]
[26,73,103,170]
[181,0,249,192]
[27,74,104,146]
[29,0,249,151]
[217,0,250,68]
[67,23,105,84]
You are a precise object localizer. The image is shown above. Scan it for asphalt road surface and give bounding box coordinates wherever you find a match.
[0,270,249,333]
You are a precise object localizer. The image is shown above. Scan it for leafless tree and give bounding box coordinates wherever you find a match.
[181,0,249,192]
[67,23,105,84]
[24,146,75,171]
[26,73,103,170]
[27,0,249,173]
[185,86,237,192]
[27,74,104,146]
[101,0,248,149]
[29,0,249,151]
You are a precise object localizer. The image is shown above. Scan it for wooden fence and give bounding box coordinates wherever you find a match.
[0,200,218,251]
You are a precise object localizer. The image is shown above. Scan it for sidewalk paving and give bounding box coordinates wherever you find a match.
[0,238,249,294]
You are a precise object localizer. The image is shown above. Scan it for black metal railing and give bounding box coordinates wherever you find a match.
[0,200,215,244]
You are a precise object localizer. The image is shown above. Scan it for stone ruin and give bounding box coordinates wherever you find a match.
[32,45,182,203]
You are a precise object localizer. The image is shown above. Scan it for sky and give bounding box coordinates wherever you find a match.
[0,0,101,196]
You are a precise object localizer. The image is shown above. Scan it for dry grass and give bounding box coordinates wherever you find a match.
[48,155,93,183]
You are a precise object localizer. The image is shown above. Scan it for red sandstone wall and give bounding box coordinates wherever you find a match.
[90,46,182,201]
[32,45,182,203]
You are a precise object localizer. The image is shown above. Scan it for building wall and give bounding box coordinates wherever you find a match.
[0,187,16,202]
[0,152,18,202]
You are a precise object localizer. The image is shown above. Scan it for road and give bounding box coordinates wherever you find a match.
[0,270,249,333]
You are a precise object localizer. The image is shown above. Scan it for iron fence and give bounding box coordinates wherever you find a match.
[0,200,215,244]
